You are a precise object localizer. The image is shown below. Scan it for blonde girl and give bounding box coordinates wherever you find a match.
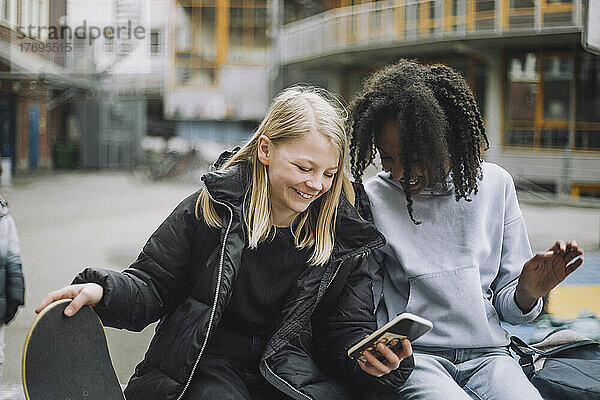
[37,86,413,400]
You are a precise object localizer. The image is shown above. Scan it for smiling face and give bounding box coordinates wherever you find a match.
[258,131,340,227]
[377,120,429,195]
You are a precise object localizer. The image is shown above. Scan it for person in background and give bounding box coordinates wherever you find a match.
[0,192,24,379]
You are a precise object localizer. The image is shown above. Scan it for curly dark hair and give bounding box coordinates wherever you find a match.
[349,59,489,224]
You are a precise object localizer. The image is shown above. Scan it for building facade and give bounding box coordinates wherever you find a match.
[278,0,600,198]
[0,0,67,173]
[166,0,270,145]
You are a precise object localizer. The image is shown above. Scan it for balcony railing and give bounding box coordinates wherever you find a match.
[280,0,583,64]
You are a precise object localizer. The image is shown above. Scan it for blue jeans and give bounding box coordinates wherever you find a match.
[395,347,543,400]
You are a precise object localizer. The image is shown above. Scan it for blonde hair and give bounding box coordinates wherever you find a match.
[198,86,354,266]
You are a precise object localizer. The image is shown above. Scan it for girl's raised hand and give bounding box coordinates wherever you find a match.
[516,240,583,312]
[35,283,104,317]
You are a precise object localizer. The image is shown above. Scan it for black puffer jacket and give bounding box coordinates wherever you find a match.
[74,161,414,400]
[0,195,24,325]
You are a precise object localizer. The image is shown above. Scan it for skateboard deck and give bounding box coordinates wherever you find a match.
[22,299,125,400]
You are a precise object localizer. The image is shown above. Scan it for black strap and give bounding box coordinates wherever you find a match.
[510,336,542,355]
[510,336,536,377]
[510,334,599,379]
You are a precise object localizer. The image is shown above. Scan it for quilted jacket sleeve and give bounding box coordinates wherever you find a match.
[5,213,24,324]
[73,190,205,331]
[313,254,414,396]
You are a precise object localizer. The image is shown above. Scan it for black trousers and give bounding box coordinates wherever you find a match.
[185,329,293,400]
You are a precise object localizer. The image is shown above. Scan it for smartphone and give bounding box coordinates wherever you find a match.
[347,312,433,361]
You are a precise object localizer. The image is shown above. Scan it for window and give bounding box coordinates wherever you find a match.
[175,5,218,87]
[505,52,593,150]
[417,1,436,36]
[444,0,460,32]
[150,29,160,54]
[475,0,495,30]
[175,0,267,87]
[37,0,41,28]
[540,54,572,147]
[511,0,534,7]
[104,37,114,53]
[508,0,535,29]
[228,0,267,63]
[506,53,538,146]
[543,0,573,27]
[575,52,600,150]
[73,36,86,52]
[0,0,9,23]
[28,0,33,26]
[542,56,572,120]
[176,66,192,85]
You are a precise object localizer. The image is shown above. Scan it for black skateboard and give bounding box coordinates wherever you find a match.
[22,299,125,400]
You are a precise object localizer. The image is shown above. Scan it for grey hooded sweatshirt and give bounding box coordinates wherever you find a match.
[365,162,542,349]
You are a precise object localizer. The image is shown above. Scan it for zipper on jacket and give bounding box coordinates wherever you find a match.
[260,254,370,400]
[176,193,233,400]
[262,360,312,400]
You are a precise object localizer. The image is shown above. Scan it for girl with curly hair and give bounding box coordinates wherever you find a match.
[349,59,583,399]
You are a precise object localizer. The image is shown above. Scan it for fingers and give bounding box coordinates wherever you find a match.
[539,240,584,267]
[377,342,401,369]
[65,290,88,316]
[358,339,414,377]
[35,283,103,316]
[359,347,391,377]
[566,240,581,252]
[565,257,583,275]
[357,358,379,376]
[396,338,413,360]
[548,240,583,257]
[548,240,566,253]
[565,241,584,258]
[65,283,103,316]
[35,285,83,314]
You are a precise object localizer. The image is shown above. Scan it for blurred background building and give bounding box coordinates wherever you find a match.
[167,0,270,145]
[278,0,600,199]
[0,0,598,200]
[0,0,73,174]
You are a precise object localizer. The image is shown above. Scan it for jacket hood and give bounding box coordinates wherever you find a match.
[201,150,385,261]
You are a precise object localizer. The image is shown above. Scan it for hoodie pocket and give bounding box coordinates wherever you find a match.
[404,267,501,347]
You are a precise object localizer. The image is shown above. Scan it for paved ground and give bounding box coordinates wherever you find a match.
[0,172,199,399]
[0,171,598,399]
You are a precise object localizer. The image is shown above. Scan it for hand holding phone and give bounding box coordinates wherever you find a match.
[357,337,413,378]
[357,333,408,363]
[348,313,433,361]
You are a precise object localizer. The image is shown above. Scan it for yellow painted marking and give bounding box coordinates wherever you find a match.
[547,286,600,319]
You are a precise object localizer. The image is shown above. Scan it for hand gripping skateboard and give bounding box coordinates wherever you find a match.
[22,299,125,400]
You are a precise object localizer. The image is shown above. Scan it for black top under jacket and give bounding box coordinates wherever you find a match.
[219,228,310,339]
[73,151,414,400]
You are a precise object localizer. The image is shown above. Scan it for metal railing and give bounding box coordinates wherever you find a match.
[280,0,583,64]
